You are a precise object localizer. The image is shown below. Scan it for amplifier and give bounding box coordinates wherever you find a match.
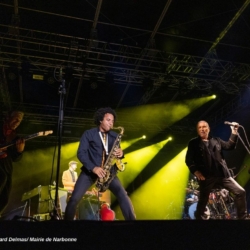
[38,186,68,214]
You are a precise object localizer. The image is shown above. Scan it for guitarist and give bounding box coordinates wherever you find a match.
[0,111,25,215]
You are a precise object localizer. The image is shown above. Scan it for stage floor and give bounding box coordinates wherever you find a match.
[0,220,250,249]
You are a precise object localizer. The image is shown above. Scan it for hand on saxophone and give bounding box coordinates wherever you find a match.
[114,148,123,158]
[93,166,106,178]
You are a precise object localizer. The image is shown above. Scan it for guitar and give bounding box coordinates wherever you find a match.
[0,130,53,157]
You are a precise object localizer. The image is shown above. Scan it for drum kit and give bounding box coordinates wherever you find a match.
[183,179,236,220]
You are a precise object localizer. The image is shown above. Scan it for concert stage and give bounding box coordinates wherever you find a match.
[0,220,249,248]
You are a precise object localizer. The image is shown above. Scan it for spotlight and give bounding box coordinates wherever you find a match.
[90,81,98,89]
[212,94,216,99]
[32,73,44,80]
[44,71,55,84]
[7,71,17,81]
[168,137,172,141]
[142,135,146,139]
[47,76,55,84]
[89,74,98,89]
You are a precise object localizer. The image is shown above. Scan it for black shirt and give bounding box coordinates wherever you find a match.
[203,140,224,177]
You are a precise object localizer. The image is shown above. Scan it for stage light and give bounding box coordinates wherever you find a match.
[121,136,147,150]
[122,148,189,220]
[117,96,214,138]
[89,74,98,89]
[212,94,216,99]
[118,139,171,188]
[32,74,44,80]
[6,65,18,81]
[142,135,146,139]
[168,137,172,141]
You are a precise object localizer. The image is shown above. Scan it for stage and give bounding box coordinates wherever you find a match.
[0,220,249,249]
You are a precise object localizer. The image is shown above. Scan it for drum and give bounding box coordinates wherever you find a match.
[188,202,210,220]
[208,192,217,204]
[220,189,229,201]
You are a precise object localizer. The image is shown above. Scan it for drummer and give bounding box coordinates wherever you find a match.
[186,178,199,203]
[186,192,199,203]
[186,187,199,203]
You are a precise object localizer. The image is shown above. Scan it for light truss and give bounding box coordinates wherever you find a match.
[1,25,250,96]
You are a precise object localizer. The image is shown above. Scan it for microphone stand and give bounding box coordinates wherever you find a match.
[237,132,250,154]
[233,165,247,179]
[233,128,250,179]
[51,71,66,220]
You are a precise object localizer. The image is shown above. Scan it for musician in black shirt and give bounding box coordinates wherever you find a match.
[0,111,25,215]
[185,120,247,220]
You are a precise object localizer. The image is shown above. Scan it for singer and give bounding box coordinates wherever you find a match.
[185,120,248,220]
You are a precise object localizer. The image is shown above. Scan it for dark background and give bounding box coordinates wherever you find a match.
[1,0,250,219]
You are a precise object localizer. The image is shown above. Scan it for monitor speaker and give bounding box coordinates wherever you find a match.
[78,198,101,220]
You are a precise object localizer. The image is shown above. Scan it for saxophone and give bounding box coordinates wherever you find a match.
[96,126,125,192]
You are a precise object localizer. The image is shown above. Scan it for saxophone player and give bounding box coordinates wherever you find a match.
[64,107,136,220]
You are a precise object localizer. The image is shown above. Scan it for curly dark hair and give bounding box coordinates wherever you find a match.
[93,107,117,126]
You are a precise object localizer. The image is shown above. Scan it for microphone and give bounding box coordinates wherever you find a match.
[224,121,240,127]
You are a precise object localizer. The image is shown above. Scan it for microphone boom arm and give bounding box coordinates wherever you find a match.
[236,131,250,154]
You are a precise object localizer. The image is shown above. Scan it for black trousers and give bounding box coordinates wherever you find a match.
[0,167,11,214]
[196,176,247,219]
[64,171,136,220]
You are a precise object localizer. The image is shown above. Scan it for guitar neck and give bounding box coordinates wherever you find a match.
[0,131,53,149]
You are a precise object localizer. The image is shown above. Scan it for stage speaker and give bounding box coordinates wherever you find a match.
[78,198,101,220]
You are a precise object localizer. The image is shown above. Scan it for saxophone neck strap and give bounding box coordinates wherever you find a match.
[99,131,109,155]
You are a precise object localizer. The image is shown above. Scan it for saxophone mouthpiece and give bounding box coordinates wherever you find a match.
[112,126,124,134]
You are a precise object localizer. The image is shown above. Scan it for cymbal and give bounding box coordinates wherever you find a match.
[186,198,195,203]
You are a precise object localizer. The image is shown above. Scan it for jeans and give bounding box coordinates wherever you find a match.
[64,171,136,220]
[195,177,247,220]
